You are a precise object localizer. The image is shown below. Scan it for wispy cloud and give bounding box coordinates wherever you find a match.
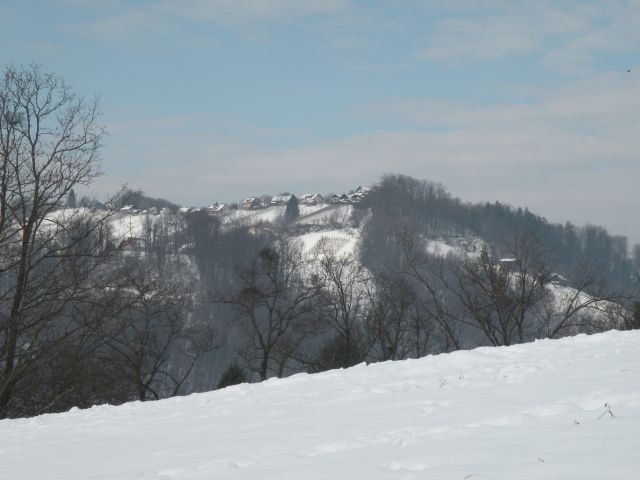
[362,72,640,131]
[154,0,354,25]
[68,10,168,43]
[541,8,640,73]
[419,1,640,72]
[61,0,358,44]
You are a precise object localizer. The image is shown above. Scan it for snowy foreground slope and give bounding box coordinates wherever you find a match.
[2,331,640,480]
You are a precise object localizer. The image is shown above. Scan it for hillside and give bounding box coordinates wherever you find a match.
[2,330,639,479]
[3,175,637,420]
[72,177,636,391]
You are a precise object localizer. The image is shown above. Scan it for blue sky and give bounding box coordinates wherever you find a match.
[1,0,639,243]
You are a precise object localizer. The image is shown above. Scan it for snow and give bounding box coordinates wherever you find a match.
[423,237,485,259]
[297,204,352,226]
[424,239,460,257]
[44,204,342,242]
[225,206,285,225]
[228,203,354,228]
[110,212,149,239]
[545,282,623,326]
[297,204,329,217]
[297,228,360,257]
[2,330,640,479]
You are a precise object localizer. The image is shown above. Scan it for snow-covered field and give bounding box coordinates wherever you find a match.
[2,330,639,479]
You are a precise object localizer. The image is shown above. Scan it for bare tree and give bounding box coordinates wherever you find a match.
[0,65,119,418]
[448,234,551,347]
[99,258,212,401]
[228,235,320,381]
[365,272,430,361]
[401,227,632,348]
[537,258,630,338]
[399,230,555,348]
[312,237,369,369]
[398,229,462,352]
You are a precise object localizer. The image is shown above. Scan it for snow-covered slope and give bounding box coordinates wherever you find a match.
[2,330,639,479]
[223,204,331,226]
[298,228,360,258]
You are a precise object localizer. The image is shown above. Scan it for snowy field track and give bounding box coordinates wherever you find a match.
[2,330,640,479]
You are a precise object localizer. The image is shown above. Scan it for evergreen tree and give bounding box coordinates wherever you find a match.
[67,188,77,208]
[285,194,300,222]
[216,363,248,389]
[623,302,640,330]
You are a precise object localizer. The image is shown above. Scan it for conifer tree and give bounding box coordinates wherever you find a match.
[285,194,300,222]
[67,188,77,208]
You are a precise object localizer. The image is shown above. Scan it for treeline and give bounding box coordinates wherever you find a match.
[359,174,636,293]
[203,213,637,385]
[164,178,638,385]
